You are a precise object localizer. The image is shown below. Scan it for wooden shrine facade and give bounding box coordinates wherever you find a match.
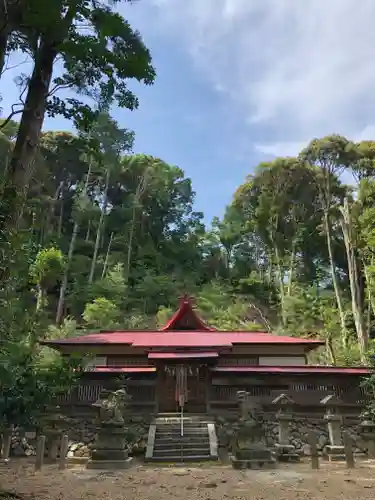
[43,295,373,417]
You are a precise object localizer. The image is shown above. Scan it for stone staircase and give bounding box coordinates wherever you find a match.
[145,414,218,463]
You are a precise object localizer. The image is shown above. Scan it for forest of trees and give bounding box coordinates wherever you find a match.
[1,0,375,430]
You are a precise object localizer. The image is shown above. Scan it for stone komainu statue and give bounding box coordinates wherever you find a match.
[232,391,265,452]
[94,388,130,424]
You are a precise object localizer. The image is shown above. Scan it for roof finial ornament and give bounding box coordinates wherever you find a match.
[179,293,195,307]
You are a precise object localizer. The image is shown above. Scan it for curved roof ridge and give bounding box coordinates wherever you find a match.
[158,294,217,331]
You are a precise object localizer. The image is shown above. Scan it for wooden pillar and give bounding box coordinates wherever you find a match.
[206,367,211,414]
[155,365,161,414]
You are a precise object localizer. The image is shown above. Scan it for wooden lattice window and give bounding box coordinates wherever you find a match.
[106,357,149,366]
[217,357,258,366]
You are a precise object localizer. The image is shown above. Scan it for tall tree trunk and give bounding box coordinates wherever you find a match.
[101,232,114,279]
[35,284,46,313]
[125,174,149,278]
[325,334,336,365]
[45,181,63,242]
[85,220,91,242]
[0,29,9,76]
[323,210,348,350]
[363,262,375,318]
[286,239,297,297]
[339,197,368,362]
[55,221,79,324]
[4,38,56,230]
[272,241,287,327]
[0,0,25,76]
[57,192,64,239]
[126,204,137,279]
[55,161,92,324]
[88,168,110,284]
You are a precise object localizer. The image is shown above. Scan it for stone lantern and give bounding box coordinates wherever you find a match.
[272,393,300,462]
[320,395,345,461]
[359,418,375,458]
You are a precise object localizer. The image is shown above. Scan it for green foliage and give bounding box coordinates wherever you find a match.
[30,247,65,289]
[83,297,122,329]
[0,342,81,430]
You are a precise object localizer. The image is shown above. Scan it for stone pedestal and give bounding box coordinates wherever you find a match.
[359,420,375,458]
[274,443,300,462]
[86,421,133,470]
[324,444,346,461]
[231,444,276,470]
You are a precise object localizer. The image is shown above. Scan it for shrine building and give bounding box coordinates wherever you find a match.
[43,295,372,416]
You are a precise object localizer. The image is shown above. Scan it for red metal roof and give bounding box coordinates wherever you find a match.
[148,351,219,359]
[42,330,324,348]
[90,366,156,373]
[42,295,324,350]
[211,366,373,375]
[159,294,216,331]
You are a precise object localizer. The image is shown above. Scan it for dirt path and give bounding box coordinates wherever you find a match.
[1,459,375,500]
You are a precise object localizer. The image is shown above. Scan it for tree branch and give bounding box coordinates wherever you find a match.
[0,103,24,129]
[47,82,74,97]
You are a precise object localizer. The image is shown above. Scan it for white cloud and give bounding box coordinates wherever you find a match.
[254,141,308,158]
[146,0,375,155]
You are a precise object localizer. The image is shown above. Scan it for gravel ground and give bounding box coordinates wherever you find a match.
[1,459,375,500]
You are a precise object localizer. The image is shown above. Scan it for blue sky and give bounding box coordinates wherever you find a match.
[1,0,375,222]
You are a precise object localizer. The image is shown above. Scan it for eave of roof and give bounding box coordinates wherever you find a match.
[41,330,324,348]
[148,351,219,359]
[211,366,373,375]
[88,366,156,373]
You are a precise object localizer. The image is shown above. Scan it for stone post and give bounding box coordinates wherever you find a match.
[58,434,69,470]
[343,430,355,468]
[35,435,46,472]
[320,395,345,461]
[359,419,375,458]
[272,393,300,462]
[1,426,13,460]
[308,430,319,470]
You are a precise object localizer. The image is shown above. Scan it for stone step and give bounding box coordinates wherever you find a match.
[156,413,212,419]
[156,425,208,434]
[155,429,209,437]
[157,421,208,425]
[147,454,213,463]
[155,419,213,425]
[153,446,210,456]
[154,441,210,450]
[155,437,210,446]
[147,417,217,464]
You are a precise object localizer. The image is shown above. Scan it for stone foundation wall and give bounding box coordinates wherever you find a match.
[8,414,150,459]
[7,412,367,459]
[215,414,366,455]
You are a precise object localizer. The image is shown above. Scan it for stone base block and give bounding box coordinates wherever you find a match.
[277,454,300,463]
[86,457,133,470]
[324,445,345,461]
[235,448,273,461]
[67,456,89,467]
[274,444,301,462]
[91,449,129,461]
[231,457,276,470]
